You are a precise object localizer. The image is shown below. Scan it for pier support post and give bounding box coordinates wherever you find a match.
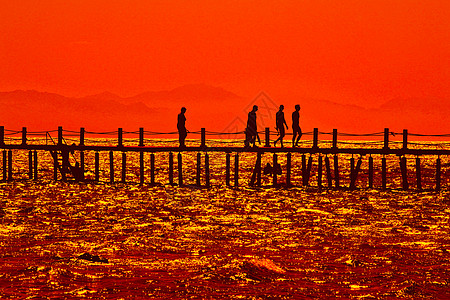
[33,150,37,180]
[109,151,114,183]
[201,128,206,148]
[22,127,27,146]
[95,152,99,182]
[383,128,389,150]
[273,153,278,187]
[416,156,422,191]
[368,156,373,189]
[305,155,313,186]
[178,153,183,186]
[80,151,85,181]
[350,157,362,190]
[140,151,144,185]
[169,152,174,185]
[350,155,355,185]
[400,156,408,190]
[52,152,58,181]
[286,153,291,187]
[334,154,340,188]
[196,152,201,186]
[150,153,155,185]
[234,153,239,187]
[28,151,33,179]
[8,150,12,181]
[250,153,261,187]
[382,156,387,190]
[80,128,85,146]
[58,126,63,145]
[0,126,4,146]
[2,150,6,181]
[139,128,144,147]
[436,157,441,191]
[118,128,123,147]
[403,129,408,150]
[121,152,126,183]
[205,153,210,188]
[301,154,307,186]
[226,153,230,186]
[265,127,270,147]
[325,156,333,188]
[256,152,262,187]
[318,155,322,189]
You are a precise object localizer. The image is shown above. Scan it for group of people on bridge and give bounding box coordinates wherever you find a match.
[177,105,302,148]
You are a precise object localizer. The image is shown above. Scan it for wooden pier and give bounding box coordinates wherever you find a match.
[1,126,449,191]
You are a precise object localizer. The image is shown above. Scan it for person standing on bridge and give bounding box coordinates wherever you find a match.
[292,104,302,147]
[245,105,260,147]
[177,107,188,148]
[274,105,288,147]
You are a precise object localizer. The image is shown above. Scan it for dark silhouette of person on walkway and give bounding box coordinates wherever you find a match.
[292,104,302,147]
[274,105,288,147]
[177,107,188,148]
[245,105,260,147]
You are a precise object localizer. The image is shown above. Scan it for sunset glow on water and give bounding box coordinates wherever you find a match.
[1,139,449,298]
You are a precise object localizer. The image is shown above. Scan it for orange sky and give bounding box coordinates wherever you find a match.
[0,0,448,108]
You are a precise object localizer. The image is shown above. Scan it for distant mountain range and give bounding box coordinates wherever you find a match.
[0,85,448,137]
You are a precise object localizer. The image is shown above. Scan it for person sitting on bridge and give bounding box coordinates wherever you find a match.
[245,105,260,147]
[177,107,188,148]
[274,105,288,147]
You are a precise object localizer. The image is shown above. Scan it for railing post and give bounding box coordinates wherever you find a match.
[332,129,338,149]
[201,128,206,148]
[403,129,408,150]
[58,126,63,145]
[118,128,123,147]
[265,127,270,147]
[313,128,319,150]
[22,127,27,145]
[0,126,4,146]
[383,128,389,150]
[139,128,144,147]
[80,127,85,146]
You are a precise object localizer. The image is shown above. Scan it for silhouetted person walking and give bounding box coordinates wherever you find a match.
[178,107,188,148]
[274,105,288,147]
[292,104,302,147]
[245,105,260,147]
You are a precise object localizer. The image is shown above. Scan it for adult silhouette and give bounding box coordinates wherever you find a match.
[177,107,188,148]
[274,105,288,147]
[292,104,302,147]
[245,105,260,147]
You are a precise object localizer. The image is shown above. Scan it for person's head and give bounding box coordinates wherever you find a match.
[181,107,187,113]
[279,105,284,111]
[252,105,258,112]
[295,104,300,111]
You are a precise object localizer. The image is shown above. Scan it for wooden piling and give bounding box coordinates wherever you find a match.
[400,156,408,190]
[334,154,340,188]
[53,152,58,181]
[8,150,12,181]
[118,128,123,147]
[301,154,307,186]
[178,153,183,186]
[306,155,313,186]
[121,152,126,183]
[368,156,373,189]
[33,150,37,180]
[382,156,387,190]
[22,127,27,145]
[273,153,278,187]
[140,151,144,185]
[80,151,85,181]
[226,153,230,186]
[256,152,262,187]
[234,153,239,187]
[109,151,114,183]
[325,156,332,188]
[416,156,422,191]
[28,151,33,179]
[150,153,155,185]
[436,157,441,191]
[318,155,322,189]
[350,156,355,183]
[196,152,201,186]
[286,153,291,187]
[80,128,85,146]
[169,152,174,185]
[95,152,100,182]
[205,153,210,188]
[265,127,270,147]
[139,128,144,147]
[350,157,362,190]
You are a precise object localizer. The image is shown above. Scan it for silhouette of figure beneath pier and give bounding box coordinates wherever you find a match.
[245,105,260,147]
[178,107,188,148]
[274,105,288,147]
[292,104,302,147]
